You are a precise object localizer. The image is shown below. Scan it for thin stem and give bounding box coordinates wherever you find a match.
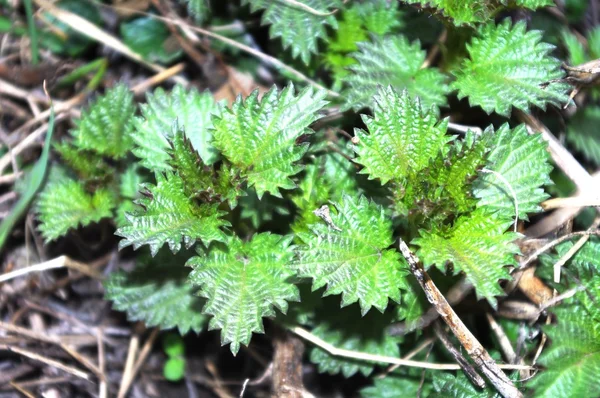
[23,0,39,65]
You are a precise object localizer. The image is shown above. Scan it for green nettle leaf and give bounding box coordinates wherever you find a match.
[116,172,227,256]
[361,374,426,397]
[105,249,207,334]
[413,207,519,305]
[242,0,340,64]
[309,308,400,377]
[212,85,327,198]
[566,106,600,165]
[132,85,220,170]
[169,127,242,207]
[431,371,498,397]
[353,87,452,185]
[453,19,568,116]
[529,282,600,398]
[36,177,114,241]
[401,0,552,26]
[295,194,408,315]
[473,124,552,219]
[403,130,490,220]
[343,35,449,111]
[54,142,110,180]
[71,84,135,158]
[188,233,299,355]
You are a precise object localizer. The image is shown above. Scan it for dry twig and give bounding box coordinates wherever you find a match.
[398,240,523,398]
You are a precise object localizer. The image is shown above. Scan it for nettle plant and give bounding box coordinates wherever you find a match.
[35,0,600,396]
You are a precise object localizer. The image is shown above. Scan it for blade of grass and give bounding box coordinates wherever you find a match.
[0,100,54,252]
[23,0,39,65]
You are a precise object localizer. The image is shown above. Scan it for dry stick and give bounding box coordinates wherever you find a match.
[131,63,186,96]
[447,122,483,136]
[0,255,103,284]
[98,327,107,398]
[0,345,91,381]
[9,382,36,398]
[279,0,338,16]
[485,313,517,365]
[398,241,523,398]
[552,216,600,283]
[105,5,338,98]
[117,333,140,398]
[0,321,104,380]
[538,286,586,312]
[517,111,600,237]
[542,194,600,210]
[379,337,435,377]
[290,326,531,371]
[433,321,486,388]
[519,229,600,270]
[118,328,159,398]
[34,0,187,86]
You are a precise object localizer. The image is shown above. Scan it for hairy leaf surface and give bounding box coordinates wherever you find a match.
[353,87,452,185]
[529,282,600,398]
[132,86,220,170]
[566,106,600,166]
[295,194,408,315]
[453,19,568,116]
[188,233,299,354]
[36,177,114,241]
[105,250,207,334]
[212,85,327,198]
[243,0,340,64]
[70,84,135,158]
[116,172,227,256]
[473,124,552,219]
[344,36,449,111]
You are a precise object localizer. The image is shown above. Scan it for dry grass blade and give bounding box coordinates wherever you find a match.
[0,255,103,284]
[34,0,186,86]
[0,345,91,381]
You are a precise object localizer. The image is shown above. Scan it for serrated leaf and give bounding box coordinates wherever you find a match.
[452,19,568,116]
[169,127,242,207]
[295,194,408,315]
[187,233,299,354]
[212,85,327,198]
[353,87,452,185]
[54,141,111,181]
[243,0,340,64]
[310,308,400,377]
[71,84,135,158]
[402,0,552,26]
[116,172,227,256]
[132,85,220,170]
[362,373,431,397]
[566,106,600,166]
[431,371,498,397]
[343,35,449,111]
[105,249,207,334]
[36,177,114,241]
[413,208,519,306]
[473,124,552,219]
[529,283,600,398]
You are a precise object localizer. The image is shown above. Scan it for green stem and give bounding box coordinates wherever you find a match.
[56,58,108,88]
